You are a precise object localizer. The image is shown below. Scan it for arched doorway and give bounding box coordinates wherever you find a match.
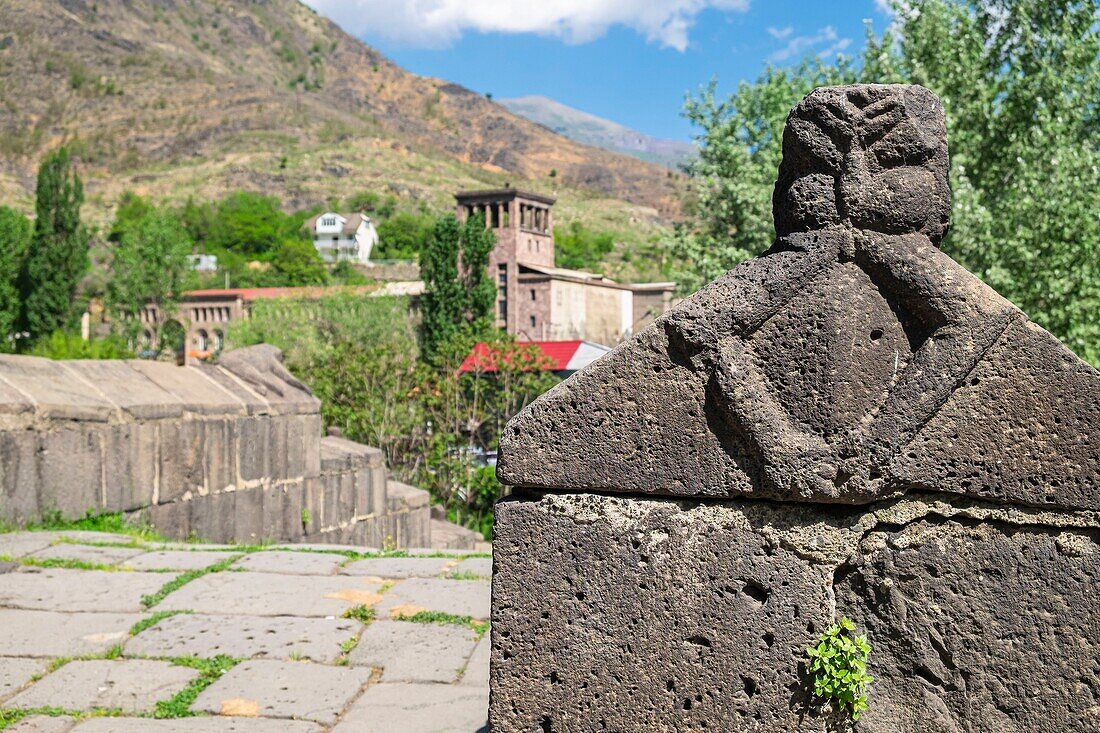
[160,320,186,365]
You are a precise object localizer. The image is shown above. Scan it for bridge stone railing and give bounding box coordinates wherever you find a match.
[490,85,1099,732]
[0,345,434,548]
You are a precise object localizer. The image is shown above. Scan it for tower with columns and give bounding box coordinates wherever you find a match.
[456,188,556,336]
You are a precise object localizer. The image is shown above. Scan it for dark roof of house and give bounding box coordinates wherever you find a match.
[454,189,556,206]
[304,213,369,236]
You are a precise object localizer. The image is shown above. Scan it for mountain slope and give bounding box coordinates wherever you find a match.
[500,96,694,170]
[0,0,682,239]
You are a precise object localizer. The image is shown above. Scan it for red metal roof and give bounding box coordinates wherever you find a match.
[459,340,611,374]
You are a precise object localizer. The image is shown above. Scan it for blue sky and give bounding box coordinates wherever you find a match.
[305,1,894,141]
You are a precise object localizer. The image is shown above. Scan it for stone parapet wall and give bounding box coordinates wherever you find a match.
[0,348,456,549]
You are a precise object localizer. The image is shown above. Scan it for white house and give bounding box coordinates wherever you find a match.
[305,212,379,264]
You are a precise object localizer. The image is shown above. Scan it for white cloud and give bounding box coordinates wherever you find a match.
[766,26,793,39]
[768,25,852,63]
[303,0,751,51]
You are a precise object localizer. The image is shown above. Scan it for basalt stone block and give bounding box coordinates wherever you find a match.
[59,361,182,420]
[0,431,39,524]
[836,520,1100,733]
[189,490,237,543]
[232,485,266,544]
[218,345,320,415]
[158,419,204,503]
[0,355,115,421]
[127,360,244,416]
[146,500,191,541]
[491,492,850,732]
[498,83,1100,512]
[103,423,157,513]
[38,427,103,519]
[238,416,273,483]
[196,364,271,416]
[201,418,237,494]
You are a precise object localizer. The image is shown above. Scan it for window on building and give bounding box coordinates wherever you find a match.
[497,263,507,286]
[499,300,507,320]
[196,330,209,351]
[529,316,536,329]
[213,330,224,352]
[530,289,536,301]
[322,216,337,227]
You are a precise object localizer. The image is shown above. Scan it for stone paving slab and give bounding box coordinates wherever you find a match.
[0,568,166,612]
[232,551,345,576]
[0,610,143,657]
[7,716,76,732]
[0,535,55,559]
[340,557,455,579]
[5,659,198,713]
[126,613,361,663]
[122,550,240,571]
[158,572,384,617]
[273,544,375,554]
[331,683,489,733]
[0,657,47,703]
[451,557,492,578]
[0,561,18,574]
[191,660,371,725]
[349,621,478,683]
[376,578,491,620]
[28,544,145,565]
[72,719,323,732]
[408,548,487,557]
[460,636,490,688]
[24,532,139,545]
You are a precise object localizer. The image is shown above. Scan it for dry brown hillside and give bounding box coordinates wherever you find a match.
[0,0,682,241]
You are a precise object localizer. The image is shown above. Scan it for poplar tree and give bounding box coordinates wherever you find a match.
[21,148,90,340]
[0,207,31,350]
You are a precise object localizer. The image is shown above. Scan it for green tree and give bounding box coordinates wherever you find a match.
[420,213,497,363]
[207,191,305,256]
[107,191,153,243]
[672,0,1099,364]
[374,211,435,260]
[0,207,31,350]
[106,209,193,344]
[268,239,330,286]
[554,221,615,270]
[21,147,90,340]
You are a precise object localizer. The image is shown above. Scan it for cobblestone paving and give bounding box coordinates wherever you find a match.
[0,531,491,732]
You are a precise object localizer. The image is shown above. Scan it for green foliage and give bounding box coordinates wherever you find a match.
[806,617,873,720]
[26,331,133,360]
[419,213,496,364]
[129,610,193,637]
[22,509,164,540]
[674,0,1099,364]
[330,260,369,285]
[107,190,154,242]
[154,656,240,718]
[554,221,615,271]
[0,207,31,351]
[21,147,91,340]
[374,210,435,259]
[267,238,329,286]
[393,609,489,636]
[141,556,241,609]
[343,604,377,624]
[344,190,397,219]
[206,191,306,257]
[106,208,193,342]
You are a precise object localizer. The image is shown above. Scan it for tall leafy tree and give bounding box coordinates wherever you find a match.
[0,207,31,350]
[420,212,496,364]
[106,209,192,344]
[671,0,1099,364]
[21,147,90,340]
[269,239,330,286]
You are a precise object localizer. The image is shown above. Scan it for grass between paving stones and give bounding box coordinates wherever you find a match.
[130,610,194,637]
[141,556,242,609]
[448,570,490,581]
[0,707,125,731]
[153,656,239,719]
[394,610,490,637]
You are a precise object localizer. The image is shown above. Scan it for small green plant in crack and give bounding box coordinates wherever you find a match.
[130,610,193,637]
[806,617,873,721]
[395,610,489,637]
[141,556,241,609]
[343,605,376,624]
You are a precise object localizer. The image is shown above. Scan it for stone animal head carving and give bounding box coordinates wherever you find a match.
[773,84,951,244]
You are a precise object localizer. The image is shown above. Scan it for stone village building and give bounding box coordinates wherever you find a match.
[455,189,676,346]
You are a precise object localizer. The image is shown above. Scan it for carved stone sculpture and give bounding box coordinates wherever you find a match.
[491,85,1100,732]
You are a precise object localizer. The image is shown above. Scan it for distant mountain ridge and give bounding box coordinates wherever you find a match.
[500,96,694,170]
[0,0,682,230]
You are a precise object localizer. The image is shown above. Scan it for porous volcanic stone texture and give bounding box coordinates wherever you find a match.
[497,83,1100,512]
[490,492,847,732]
[836,520,1100,733]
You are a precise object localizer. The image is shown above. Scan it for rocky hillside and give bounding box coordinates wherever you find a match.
[0,0,682,237]
[500,95,695,170]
